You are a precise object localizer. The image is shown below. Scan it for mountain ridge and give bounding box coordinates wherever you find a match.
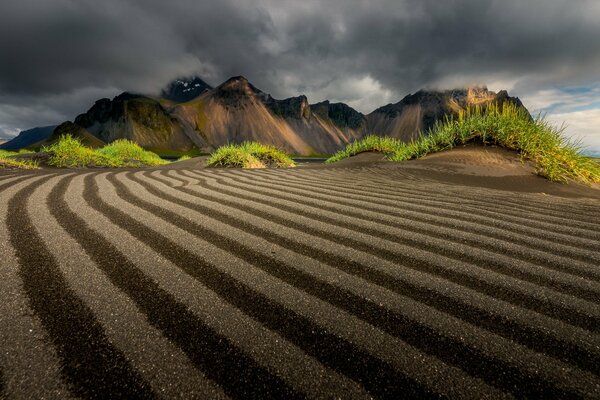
[2,77,526,155]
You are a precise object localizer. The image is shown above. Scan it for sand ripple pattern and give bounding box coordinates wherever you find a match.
[1,167,599,399]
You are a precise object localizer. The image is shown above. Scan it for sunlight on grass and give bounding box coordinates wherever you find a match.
[96,139,166,167]
[207,142,296,168]
[327,104,600,184]
[42,135,168,168]
[0,149,39,169]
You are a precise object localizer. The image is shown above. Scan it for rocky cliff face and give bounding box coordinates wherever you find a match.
[41,78,525,155]
[171,76,363,154]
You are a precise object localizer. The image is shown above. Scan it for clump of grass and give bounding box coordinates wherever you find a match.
[327,104,600,184]
[325,136,403,163]
[177,155,191,162]
[96,139,167,167]
[42,135,108,167]
[0,149,39,169]
[207,142,296,168]
[42,135,167,168]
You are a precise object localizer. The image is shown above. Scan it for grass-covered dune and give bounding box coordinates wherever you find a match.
[207,142,296,168]
[327,104,600,184]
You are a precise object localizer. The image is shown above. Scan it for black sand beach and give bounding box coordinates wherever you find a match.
[1,148,599,398]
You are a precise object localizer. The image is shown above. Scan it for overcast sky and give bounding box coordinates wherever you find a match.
[1,0,599,151]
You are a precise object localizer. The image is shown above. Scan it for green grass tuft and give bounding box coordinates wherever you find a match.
[0,149,39,169]
[325,136,403,163]
[96,139,166,167]
[42,135,168,168]
[176,155,192,162]
[207,142,296,168]
[327,104,600,184]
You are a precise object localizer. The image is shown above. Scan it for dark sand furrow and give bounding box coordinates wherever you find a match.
[264,166,589,216]
[255,170,600,266]
[185,170,600,307]
[0,175,77,400]
[32,174,228,400]
[0,173,18,180]
[178,169,600,330]
[50,173,298,400]
[305,168,600,220]
[257,168,600,237]
[6,175,155,399]
[0,369,4,400]
[114,173,592,398]
[4,160,599,399]
[0,175,34,192]
[197,169,600,251]
[280,166,599,230]
[317,169,600,229]
[244,169,600,239]
[143,170,600,375]
[64,173,373,400]
[92,174,440,400]
[210,170,600,283]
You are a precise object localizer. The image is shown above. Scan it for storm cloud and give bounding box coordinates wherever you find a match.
[1,0,599,147]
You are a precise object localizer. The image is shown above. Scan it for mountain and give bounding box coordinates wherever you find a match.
[40,77,525,155]
[366,87,524,141]
[160,77,212,103]
[0,125,57,150]
[170,76,363,154]
[72,92,200,152]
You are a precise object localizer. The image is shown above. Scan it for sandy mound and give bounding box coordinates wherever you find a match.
[326,144,599,199]
[155,156,210,170]
[407,145,535,177]
[395,145,600,199]
[326,151,388,167]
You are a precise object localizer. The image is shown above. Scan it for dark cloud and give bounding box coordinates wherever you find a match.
[1,0,599,137]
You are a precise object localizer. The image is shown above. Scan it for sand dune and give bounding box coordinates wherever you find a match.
[1,151,599,398]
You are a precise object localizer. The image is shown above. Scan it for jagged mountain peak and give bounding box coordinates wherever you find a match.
[160,76,212,103]
[215,75,259,94]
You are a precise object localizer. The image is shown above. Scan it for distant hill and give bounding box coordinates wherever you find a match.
[33,77,525,155]
[0,125,58,150]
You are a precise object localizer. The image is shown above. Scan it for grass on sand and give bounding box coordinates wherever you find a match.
[326,104,600,184]
[42,135,168,168]
[207,142,296,168]
[0,149,39,169]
